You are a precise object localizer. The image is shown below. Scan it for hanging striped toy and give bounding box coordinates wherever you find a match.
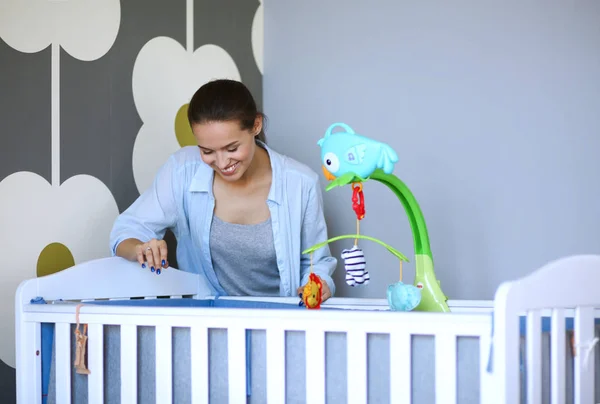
[341,245,369,286]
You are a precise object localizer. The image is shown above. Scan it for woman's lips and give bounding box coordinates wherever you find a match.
[220,162,240,176]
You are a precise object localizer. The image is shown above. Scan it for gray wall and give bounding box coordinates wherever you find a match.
[264,0,600,301]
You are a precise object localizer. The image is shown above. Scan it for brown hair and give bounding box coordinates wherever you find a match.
[187,79,267,143]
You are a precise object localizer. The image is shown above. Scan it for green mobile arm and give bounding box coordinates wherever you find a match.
[302,234,409,262]
[324,169,450,312]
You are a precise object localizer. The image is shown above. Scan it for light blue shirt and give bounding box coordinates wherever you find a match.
[109,142,338,298]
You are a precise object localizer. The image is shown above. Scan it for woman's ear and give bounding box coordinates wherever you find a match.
[253,115,263,135]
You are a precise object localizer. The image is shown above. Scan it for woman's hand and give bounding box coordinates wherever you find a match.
[136,238,169,274]
[318,278,332,301]
[297,276,332,302]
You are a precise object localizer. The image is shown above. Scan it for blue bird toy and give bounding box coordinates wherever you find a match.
[317,122,399,180]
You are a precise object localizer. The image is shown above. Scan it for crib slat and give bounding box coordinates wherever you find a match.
[526,311,542,404]
[266,327,285,403]
[347,330,367,404]
[156,325,173,404]
[191,326,209,404]
[55,323,71,404]
[121,324,137,404]
[435,333,456,404]
[87,323,104,404]
[19,322,42,404]
[305,329,325,404]
[574,306,595,404]
[228,326,247,403]
[389,331,411,403]
[479,332,494,404]
[550,309,566,404]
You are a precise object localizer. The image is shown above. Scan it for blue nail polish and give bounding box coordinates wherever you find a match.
[162,260,166,266]
[151,267,155,272]
[156,268,161,275]
[142,263,146,268]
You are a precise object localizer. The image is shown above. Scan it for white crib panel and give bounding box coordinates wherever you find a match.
[227,326,247,403]
[16,257,201,302]
[21,303,490,404]
[550,309,566,404]
[435,333,457,404]
[87,323,104,404]
[120,324,137,404]
[305,329,326,404]
[389,331,411,403]
[190,326,209,404]
[266,327,286,403]
[156,325,173,403]
[574,306,595,404]
[492,255,600,404]
[55,322,71,404]
[346,330,367,404]
[526,311,542,404]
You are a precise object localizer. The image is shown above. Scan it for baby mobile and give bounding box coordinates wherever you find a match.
[301,122,451,312]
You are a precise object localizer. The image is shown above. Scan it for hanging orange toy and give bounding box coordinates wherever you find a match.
[302,272,323,309]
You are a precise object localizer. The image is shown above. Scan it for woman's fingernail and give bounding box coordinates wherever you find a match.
[141,263,146,268]
[162,260,166,266]
[156,268,161,275]
[151,267,155,272]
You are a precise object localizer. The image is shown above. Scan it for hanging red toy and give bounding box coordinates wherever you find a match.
[352,183,365,220]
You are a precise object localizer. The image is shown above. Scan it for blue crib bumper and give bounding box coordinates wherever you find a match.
[31,297,599,403]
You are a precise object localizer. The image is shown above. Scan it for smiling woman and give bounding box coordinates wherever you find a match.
[110,79,338,301]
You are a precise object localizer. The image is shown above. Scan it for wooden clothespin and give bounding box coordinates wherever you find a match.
[571,332,576,356]
[74,304,91,375]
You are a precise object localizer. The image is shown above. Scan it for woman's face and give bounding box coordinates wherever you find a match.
[192,118,261,182]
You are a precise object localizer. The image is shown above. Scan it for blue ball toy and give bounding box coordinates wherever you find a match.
[387,281,422,311]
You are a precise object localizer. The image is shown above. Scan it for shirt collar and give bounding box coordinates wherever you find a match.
[188,140,283,205]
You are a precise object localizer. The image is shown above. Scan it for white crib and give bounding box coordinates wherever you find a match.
[14,254,600,403]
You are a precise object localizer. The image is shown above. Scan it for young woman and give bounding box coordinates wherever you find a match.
[109,79,337,301]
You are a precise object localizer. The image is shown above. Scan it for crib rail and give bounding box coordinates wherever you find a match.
[493,255,600,404]
[18,303,492,404]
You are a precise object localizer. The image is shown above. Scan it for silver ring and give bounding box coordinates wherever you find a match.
[146,247,151,251]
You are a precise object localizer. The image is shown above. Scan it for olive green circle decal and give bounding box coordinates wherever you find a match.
[36,242,75,277]
[175,103,196,147]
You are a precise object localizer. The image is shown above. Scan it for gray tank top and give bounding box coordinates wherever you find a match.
[209,215,281,296]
